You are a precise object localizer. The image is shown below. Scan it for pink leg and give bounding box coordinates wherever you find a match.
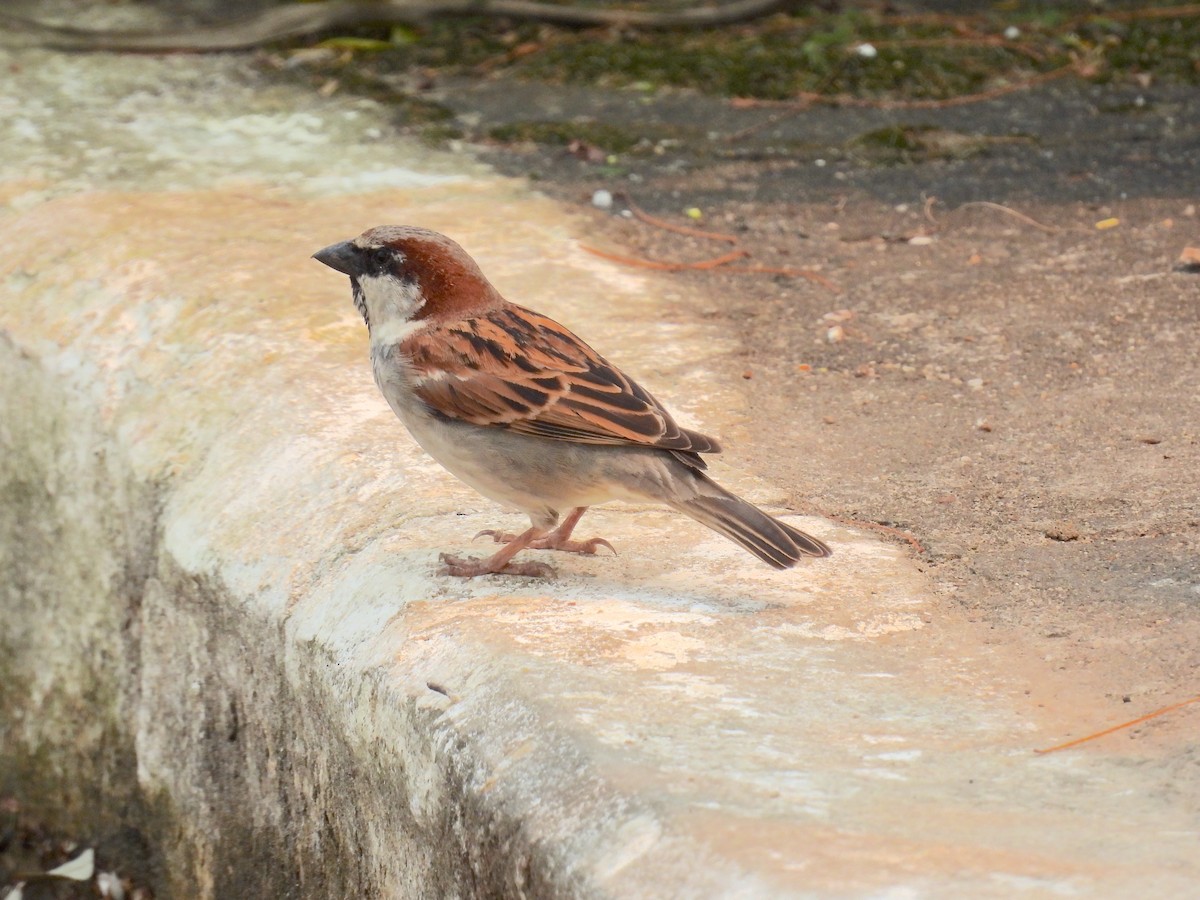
[440,525,556,578]
[476,507,616,556]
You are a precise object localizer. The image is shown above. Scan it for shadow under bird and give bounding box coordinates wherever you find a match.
[314,225,831,577]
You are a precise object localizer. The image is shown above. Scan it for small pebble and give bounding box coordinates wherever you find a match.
[591,189,613,209]
[1045,524,1081,542]
[826,324,845,343]
[822,309,855,323]
[98,872,126,900]
[1004,25,1021,40]
[855,43,878,59]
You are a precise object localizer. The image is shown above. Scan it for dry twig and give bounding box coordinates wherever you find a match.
[1062,3,1200,28]
[578,245,749,272]
[871,36,1048,64]
[585,194,838,289]
[951,201,1062,234]
[1035,694,1200,755]
[621,194,740,244]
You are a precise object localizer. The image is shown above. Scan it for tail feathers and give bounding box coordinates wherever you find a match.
[671,485,831,569]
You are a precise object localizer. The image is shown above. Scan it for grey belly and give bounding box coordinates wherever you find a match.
[401,412,674,525]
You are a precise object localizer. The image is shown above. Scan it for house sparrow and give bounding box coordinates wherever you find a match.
[314,225,831,577]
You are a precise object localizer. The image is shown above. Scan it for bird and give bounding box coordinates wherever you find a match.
[313,225,831,577]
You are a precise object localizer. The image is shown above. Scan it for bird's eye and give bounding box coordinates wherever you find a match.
[369,247,392,267]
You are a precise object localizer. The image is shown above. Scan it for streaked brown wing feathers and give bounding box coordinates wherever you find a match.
[405,304,719,456]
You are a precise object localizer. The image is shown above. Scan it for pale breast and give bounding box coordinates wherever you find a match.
[369,341,661,523]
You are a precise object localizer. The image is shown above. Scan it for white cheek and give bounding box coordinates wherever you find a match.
[358,272,425,326]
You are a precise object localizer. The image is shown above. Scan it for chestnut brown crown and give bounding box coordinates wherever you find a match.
[313,226,503,324]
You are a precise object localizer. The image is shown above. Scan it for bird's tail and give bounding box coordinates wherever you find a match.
[668,474,831,569]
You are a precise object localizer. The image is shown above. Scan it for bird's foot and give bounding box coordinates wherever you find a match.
[439,552,555,579]
[544,535,617,556]
[475,529,616,556]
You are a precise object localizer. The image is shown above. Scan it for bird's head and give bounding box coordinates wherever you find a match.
[313,225,501,337]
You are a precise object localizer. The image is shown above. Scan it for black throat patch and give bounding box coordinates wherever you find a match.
[351,279,370,331]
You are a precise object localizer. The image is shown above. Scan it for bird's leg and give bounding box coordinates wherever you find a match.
[475,507,615,556]
[534,506,617,555]
[440,525,555,578]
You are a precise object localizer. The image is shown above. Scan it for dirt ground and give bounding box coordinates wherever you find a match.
[408,69,1200,753]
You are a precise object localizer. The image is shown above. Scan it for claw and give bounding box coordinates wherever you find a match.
[473,529,521,544]
[470,531,616,555]
[581,537,617,556]
[534,535,617,556]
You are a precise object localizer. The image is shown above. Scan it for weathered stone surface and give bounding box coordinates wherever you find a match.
[0,184,866,897]
[2,18,1198,900]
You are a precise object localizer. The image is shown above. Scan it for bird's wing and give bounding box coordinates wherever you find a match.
[402,304,720,457]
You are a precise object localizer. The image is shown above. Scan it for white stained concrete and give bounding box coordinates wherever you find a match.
[1,24,1197,900]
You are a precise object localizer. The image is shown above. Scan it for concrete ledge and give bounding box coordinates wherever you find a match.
[25,185,1192,898]
[12,190,1194,900]
[2,189,925,897]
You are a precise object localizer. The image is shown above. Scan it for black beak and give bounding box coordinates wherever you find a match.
[312,240,362,277]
